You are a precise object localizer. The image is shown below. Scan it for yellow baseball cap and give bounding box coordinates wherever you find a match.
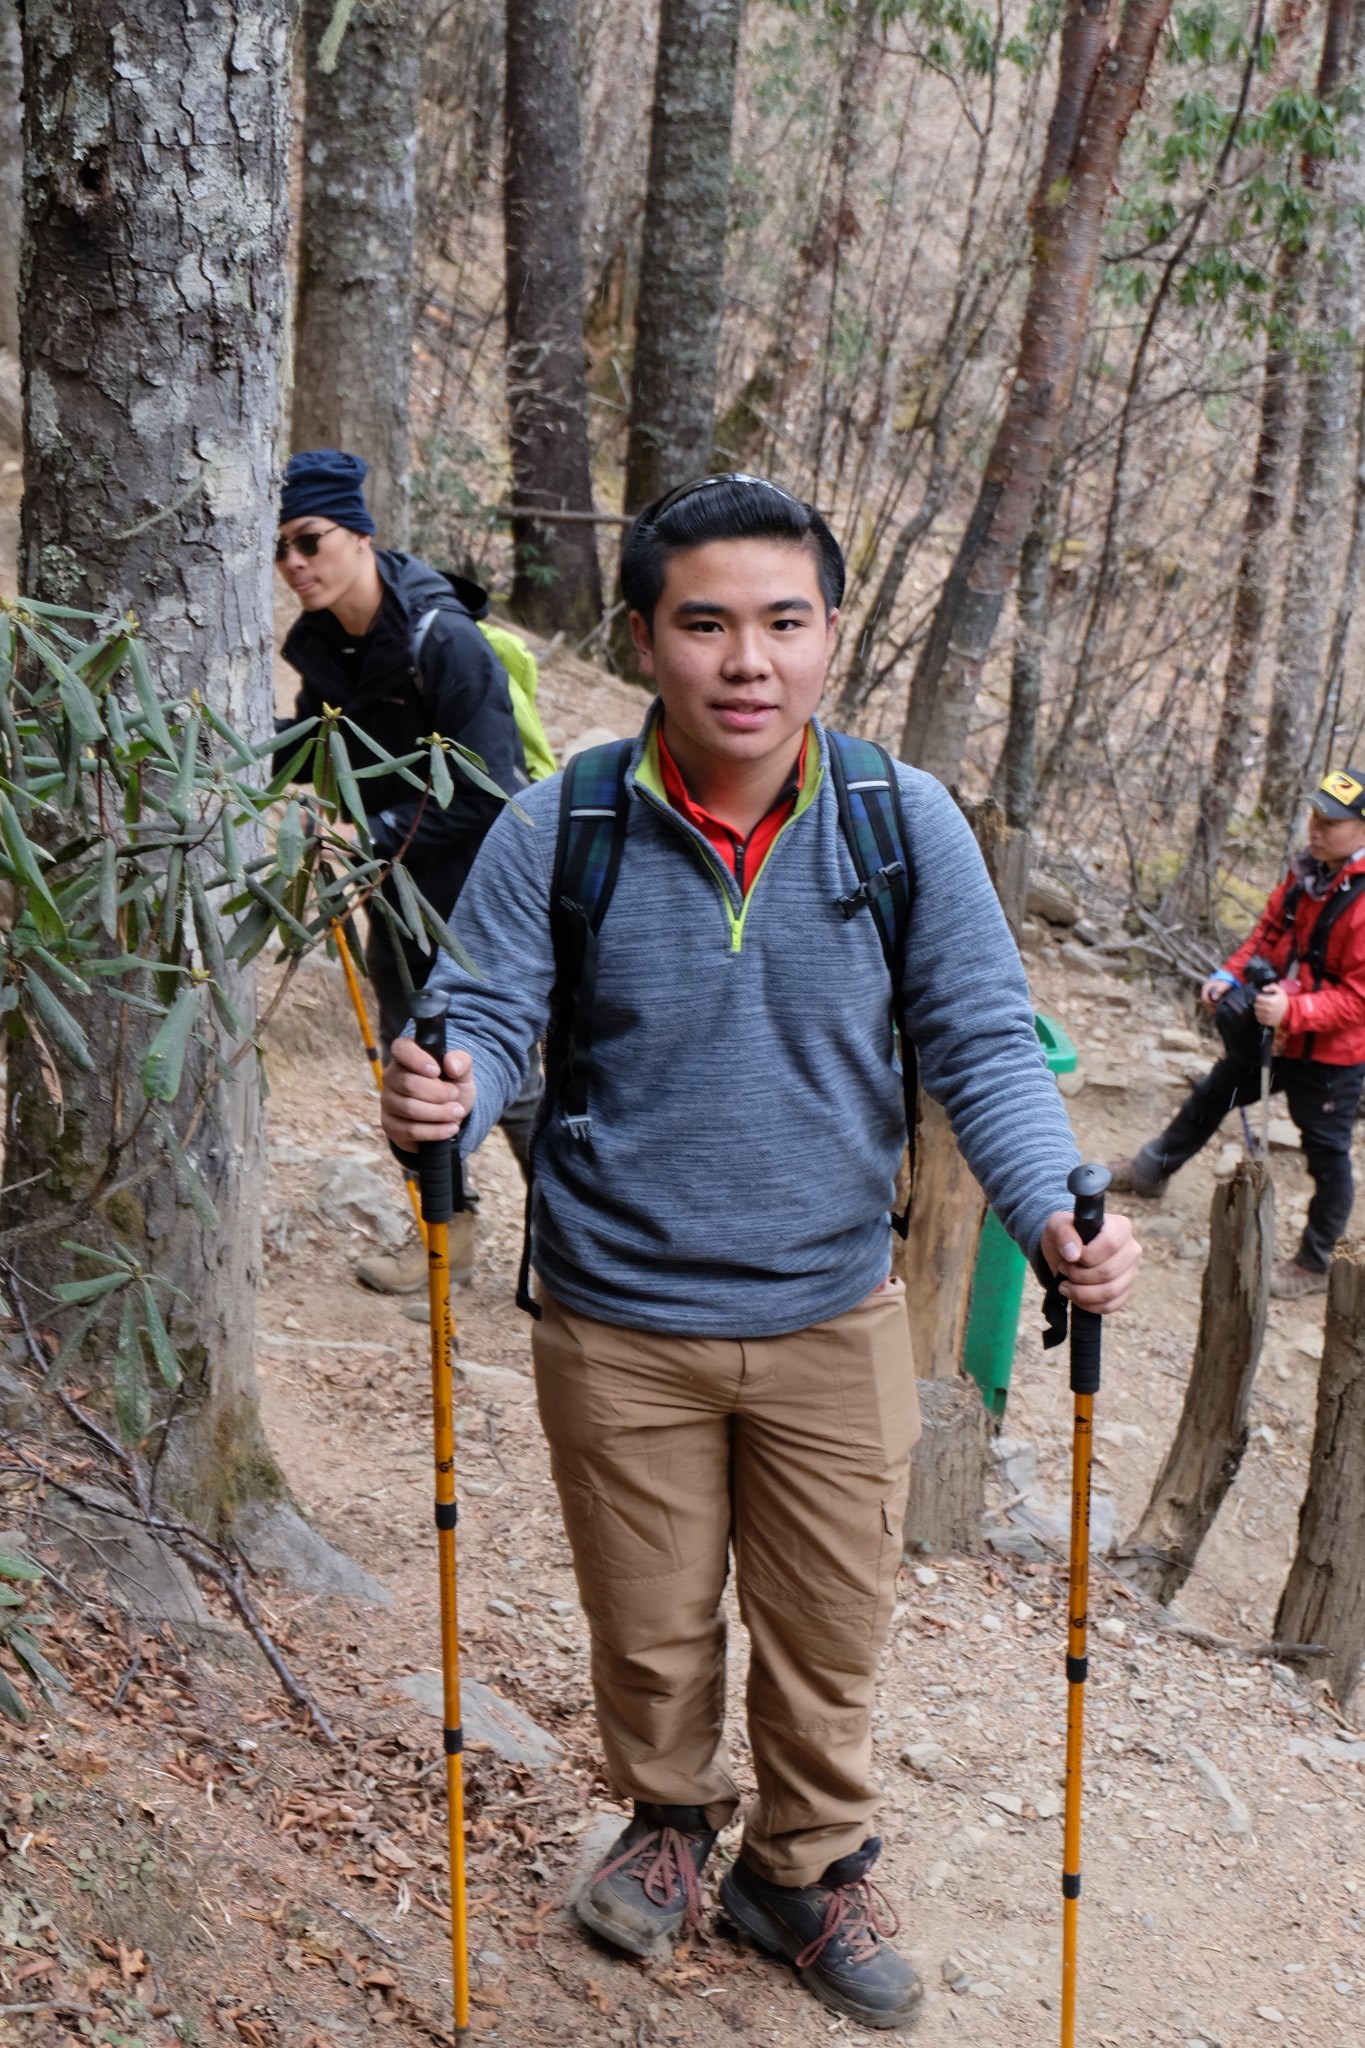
[1310,768,1365,822]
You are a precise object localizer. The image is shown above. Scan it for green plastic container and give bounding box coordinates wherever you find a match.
[962,1013,1078,1417]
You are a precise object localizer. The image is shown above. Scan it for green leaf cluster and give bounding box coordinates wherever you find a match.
[0,1544,69,1725]
[0,596,501,1444]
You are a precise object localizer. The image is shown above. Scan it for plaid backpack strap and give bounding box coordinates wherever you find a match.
[516,740,632,1317]
[827,730,918,1236]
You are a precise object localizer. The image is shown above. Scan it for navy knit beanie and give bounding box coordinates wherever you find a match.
[280,449,377,534]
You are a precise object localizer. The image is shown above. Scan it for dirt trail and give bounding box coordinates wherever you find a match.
[163,926,1364,2048]
[2,586,1362,2041]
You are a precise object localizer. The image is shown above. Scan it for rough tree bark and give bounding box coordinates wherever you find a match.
[1124,1162,1274,1606]
[901,798,1030,1557]
[994,468,1059,828]
[1260,0,1365,827]
[14,0,291,1532]
[900,0,1174,785]
[504,0,603,634]
[0,0,19,363]
[622,0,741,512]
[1164,279,1296,922]
[1275,1243,1365,1709]
[714,0,882,471]
[292,0,419,547]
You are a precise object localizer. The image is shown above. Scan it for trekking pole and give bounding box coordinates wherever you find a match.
[332,919,427,1245]
[1060,1160,1111,2048]
[1259,1022,1274,1163]
[409,987,470,2037]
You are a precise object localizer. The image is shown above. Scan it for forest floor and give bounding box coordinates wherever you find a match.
[3,628,1365,2048]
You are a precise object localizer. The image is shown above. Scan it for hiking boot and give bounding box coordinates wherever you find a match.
[355,1212,477,1296]
[1270,1258,1329,1299]
[576,1803,716,1959]
[1107,1154,1169,1199]
[719,1838,923,2030]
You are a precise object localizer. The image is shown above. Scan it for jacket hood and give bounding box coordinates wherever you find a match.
[281,550,488,674]
[379,550,490,623]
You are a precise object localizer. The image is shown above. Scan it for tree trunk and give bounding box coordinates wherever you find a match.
[713,0,882,472]
[904,1379,989,1559]
[899,797,1031,1374]
[1260,0,1365,828]
[504,0,603,635]
[1163,276,1296,924]
[14,0,290,1533]
[0,0,19,362]
[621,0,741,513]
[1124,1162,1274,1606]
[292,0,419,548]
[1305,353,1365,783]
[994,468,1059,828]
[899,0,1174,785]
[899,799,1029,1559]
[1275,1242,1365,1709]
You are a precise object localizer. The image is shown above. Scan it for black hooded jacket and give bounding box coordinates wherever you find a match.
[279,550,528,906]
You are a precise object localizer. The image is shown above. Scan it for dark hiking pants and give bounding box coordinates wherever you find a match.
[1135,1054,1365,1271]
[362,875,542,1182]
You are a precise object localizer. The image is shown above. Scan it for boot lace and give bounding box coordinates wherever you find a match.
[594,1826,705,1931]
[796,1876,899,1970]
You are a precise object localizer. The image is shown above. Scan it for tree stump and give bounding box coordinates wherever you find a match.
[1124,1160,1273,1604]
[904,1379,989,1558]
[897,796,1031,1375]
[900,1095,989,1380]
[1275,1243,1365,1710]
[899,798,1028,1556]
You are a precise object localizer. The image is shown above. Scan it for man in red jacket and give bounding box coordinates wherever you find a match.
[1113,768,1365,1296]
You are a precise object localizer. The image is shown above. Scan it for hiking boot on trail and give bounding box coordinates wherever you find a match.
[353,1211,477,1296]
[719,1838,923,2031]
[1107,1154,1169,1199]
[1270,1257,1330,1299]
[576,1803,717,1959]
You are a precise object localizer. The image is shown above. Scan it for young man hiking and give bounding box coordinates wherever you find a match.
[380,475,1140,2029]
[1112,766,1365,1297]
[275,447,541,1293]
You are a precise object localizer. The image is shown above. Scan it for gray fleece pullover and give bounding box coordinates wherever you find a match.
[420,711,1080,1336]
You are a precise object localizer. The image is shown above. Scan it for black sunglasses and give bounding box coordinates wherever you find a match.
[275,524,341,563]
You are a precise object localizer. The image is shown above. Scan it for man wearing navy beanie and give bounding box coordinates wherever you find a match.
[275,448,540,1296]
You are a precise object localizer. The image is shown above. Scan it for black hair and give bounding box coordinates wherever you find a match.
[619,473,846,624]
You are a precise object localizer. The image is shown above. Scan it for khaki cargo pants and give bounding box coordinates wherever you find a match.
[531,1282,920,1887]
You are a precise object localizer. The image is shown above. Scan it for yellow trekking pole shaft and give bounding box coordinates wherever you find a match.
[410,988,469,2036]
[1060,1163,1110,2048]
[333,920,426,1244]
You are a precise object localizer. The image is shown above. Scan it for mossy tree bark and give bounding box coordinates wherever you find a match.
[622,0,742,513]
[293,0,419,547]
[504,0,604,634]
[12,0,292,1534]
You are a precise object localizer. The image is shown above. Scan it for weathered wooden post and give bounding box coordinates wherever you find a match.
[1275,1243,1365,1710]
[902,797,1029,1555]
[1124,1159,1274,1603]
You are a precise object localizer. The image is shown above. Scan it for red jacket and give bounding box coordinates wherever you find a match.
[1224,851,1365,1063]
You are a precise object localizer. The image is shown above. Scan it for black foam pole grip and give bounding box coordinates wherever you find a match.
[409,989,454,1224]
[1067,1162,1110,1396]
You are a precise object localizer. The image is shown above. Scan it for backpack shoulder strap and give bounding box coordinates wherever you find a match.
[1304,870,1365,986]
[411,606,442,678]
[515,740,633,1317]
[826,730,918,1235]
